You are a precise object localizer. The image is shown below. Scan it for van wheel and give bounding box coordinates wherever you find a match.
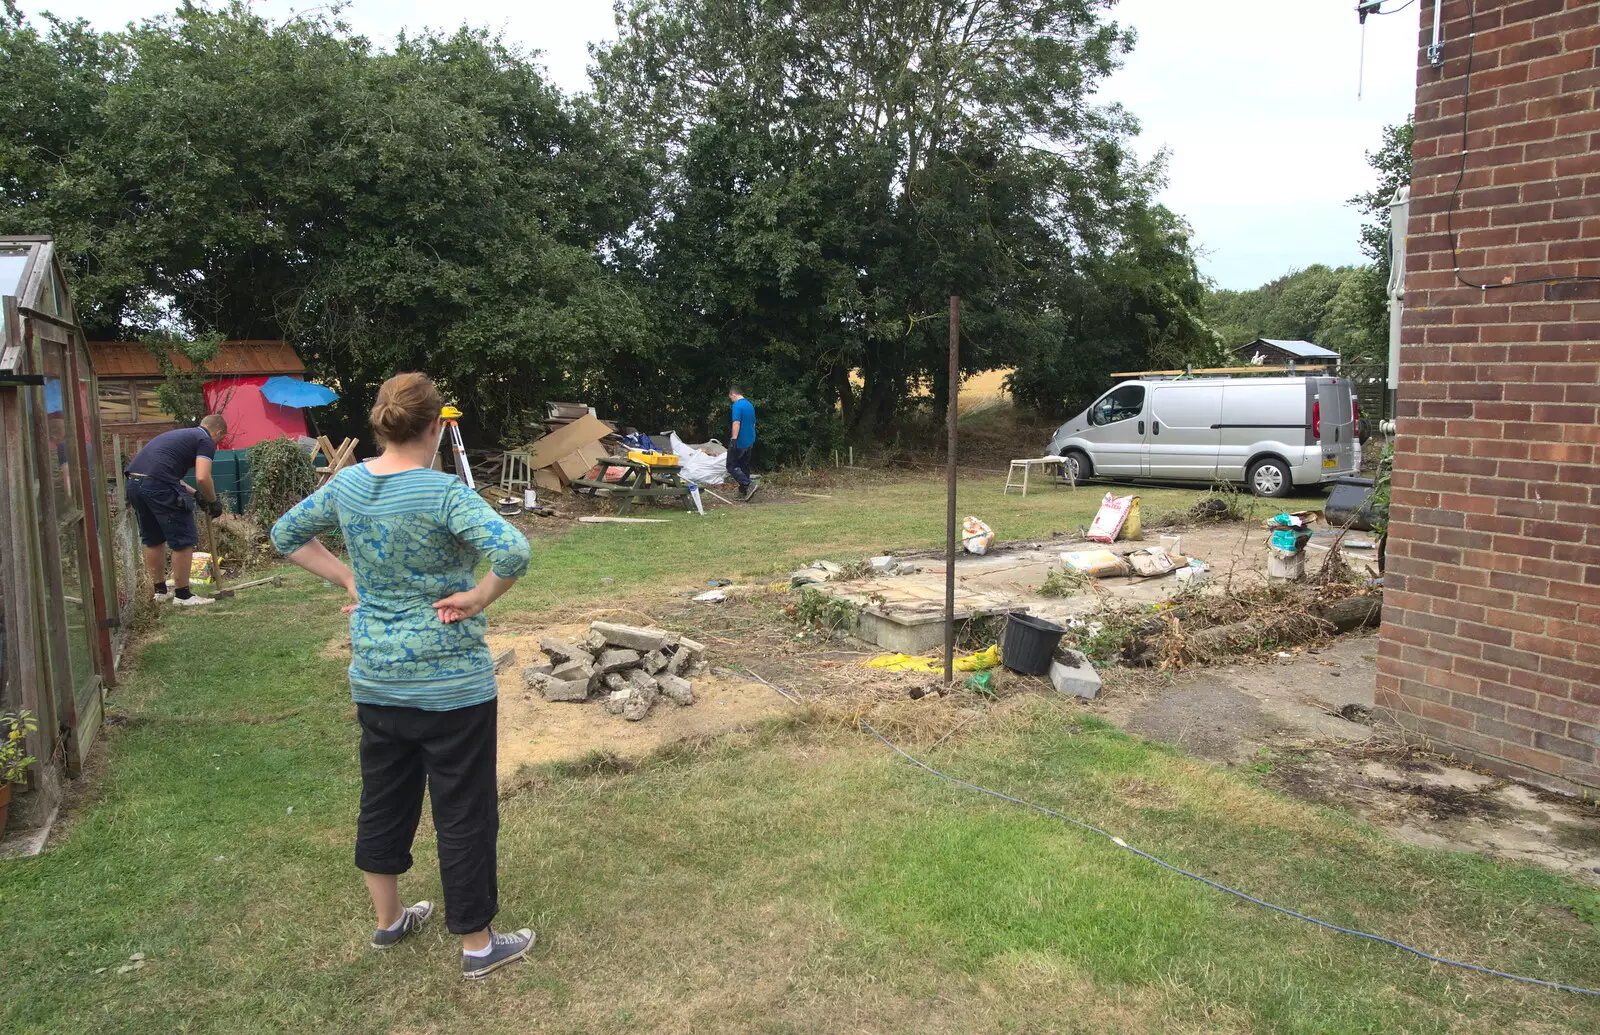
[1247,458,1291,498]
[1064,450,1092,484]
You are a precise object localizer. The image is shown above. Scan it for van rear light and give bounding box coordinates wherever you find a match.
[1352,398,1359,423]
[1312,400,1322,439]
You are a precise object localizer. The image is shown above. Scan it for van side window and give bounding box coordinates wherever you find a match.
[1091,385,1145,427]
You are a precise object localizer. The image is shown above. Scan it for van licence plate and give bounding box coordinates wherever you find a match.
[1322,457,1338,469]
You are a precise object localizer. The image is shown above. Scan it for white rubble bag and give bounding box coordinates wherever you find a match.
[669,433,728,485]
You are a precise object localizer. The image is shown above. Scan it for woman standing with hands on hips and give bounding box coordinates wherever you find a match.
[271,373,535,980]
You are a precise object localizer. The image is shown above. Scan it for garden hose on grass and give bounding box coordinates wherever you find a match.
[718,667,1600,999]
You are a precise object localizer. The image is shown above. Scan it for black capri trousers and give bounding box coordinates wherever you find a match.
[354,698,499,935]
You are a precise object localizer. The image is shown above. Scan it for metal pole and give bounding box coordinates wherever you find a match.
[944,295,960,686]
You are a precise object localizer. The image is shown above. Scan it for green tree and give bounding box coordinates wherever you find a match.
[0,3,651,445]
[1350,117,1413,284]
[595,0,1210,446]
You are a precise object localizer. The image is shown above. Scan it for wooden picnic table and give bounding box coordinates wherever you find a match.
[569,456,692,515]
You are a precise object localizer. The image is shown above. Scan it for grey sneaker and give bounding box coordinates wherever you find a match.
[461,927,535,980]
[370,901,433,949]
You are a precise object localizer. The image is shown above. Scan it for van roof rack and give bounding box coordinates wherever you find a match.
[1109,363,1336,379]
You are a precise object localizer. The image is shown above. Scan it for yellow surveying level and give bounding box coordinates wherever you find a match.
[436,405,475,488]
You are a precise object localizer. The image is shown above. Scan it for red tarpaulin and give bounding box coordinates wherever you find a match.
[204,376,308,449]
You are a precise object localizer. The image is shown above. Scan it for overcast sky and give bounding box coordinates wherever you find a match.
[30,0,1421,290]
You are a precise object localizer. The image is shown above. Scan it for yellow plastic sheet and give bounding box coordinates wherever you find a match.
[864,643,1000,673]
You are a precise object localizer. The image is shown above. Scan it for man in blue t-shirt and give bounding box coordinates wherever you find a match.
[124,414,228,605]
[727,386,758,501]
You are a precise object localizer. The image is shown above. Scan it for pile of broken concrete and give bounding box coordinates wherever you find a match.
[523,621,707,722]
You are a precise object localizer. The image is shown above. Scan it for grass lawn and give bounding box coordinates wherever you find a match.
[4,473,1598,1034]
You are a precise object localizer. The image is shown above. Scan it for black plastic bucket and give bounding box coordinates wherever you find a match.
[1002,612,1068,675]
[1324,476,1377,531]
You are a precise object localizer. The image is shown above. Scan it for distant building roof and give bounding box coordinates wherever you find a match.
[1235,338,1340,360]
[88,340,303,378]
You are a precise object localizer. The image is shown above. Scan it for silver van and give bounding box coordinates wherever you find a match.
[1045,376,1358,497]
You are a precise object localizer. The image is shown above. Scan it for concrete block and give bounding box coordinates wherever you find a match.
[520,663,553,687]
[1047,648,1101,699]
[657,673,695,706]
[551,657,595,683]
[626,669,660,695]
[642,650,669,674]
[666,649,692,676]
[603,673,630,694]
[622,692,653,721]
[582,630,608,652]
[540,638,592,665]
[493,648,518,673]
[604,689,629,715]
[529,672,589,702]
[590,621,680,652]
[597,648,642,673]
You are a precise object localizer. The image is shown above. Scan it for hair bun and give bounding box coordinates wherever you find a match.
[369,373,442,446]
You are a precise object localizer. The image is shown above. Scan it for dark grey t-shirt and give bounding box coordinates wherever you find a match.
[125,427,217,483]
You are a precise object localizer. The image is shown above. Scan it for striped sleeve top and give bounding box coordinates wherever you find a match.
[270,465,531,711]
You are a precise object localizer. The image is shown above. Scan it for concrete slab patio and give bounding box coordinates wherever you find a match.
[809,522,1380,652]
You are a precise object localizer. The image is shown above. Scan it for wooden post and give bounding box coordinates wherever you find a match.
[944,295,959,686]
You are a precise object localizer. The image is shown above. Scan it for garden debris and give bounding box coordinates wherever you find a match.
[521,412,614,492]
[790,559,845,586]
[693,589,727,603]
[1048,646,1101,698]
[522,621,707,722]
[962,516,995,554]
[864,643,1000,674]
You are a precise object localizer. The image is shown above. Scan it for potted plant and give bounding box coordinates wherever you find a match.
[0,710,38,833]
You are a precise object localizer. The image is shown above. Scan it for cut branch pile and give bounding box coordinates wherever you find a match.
[522,621,707,722]
[1124,588,1382,669]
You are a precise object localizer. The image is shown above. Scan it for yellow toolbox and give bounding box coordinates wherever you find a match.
[627,450,680,467]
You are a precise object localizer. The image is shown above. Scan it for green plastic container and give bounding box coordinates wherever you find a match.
[183,448,253,515]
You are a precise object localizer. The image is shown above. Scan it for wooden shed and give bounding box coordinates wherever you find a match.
[0,236,120,832]
[89,339,305,446]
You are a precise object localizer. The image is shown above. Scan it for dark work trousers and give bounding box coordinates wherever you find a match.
[726,445,753,491]
[354,699,499,935]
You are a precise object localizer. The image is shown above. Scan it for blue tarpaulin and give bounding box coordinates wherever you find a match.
[260,375,338,408]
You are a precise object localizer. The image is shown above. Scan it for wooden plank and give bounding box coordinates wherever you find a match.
[1109,364,1334,378]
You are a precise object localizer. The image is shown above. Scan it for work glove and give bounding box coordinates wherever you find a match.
[205,499,224,519]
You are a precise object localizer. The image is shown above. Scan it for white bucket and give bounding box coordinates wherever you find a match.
[523,489,537,509]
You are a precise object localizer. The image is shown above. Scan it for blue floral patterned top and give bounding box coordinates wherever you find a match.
[270,465,531,711]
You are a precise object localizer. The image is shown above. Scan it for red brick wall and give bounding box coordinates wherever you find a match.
[1376,0,1600,795]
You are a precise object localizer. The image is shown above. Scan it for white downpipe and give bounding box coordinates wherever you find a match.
[1428,0,1445,64]
[1387,186,1411,407]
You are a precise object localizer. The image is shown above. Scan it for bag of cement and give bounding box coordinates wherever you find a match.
[1125,547,1176,577]
[1087,493,1138,543]
[962,516,994,555]
[1060,549,1126,578]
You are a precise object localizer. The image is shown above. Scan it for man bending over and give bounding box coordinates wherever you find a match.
[124,414,227,605]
